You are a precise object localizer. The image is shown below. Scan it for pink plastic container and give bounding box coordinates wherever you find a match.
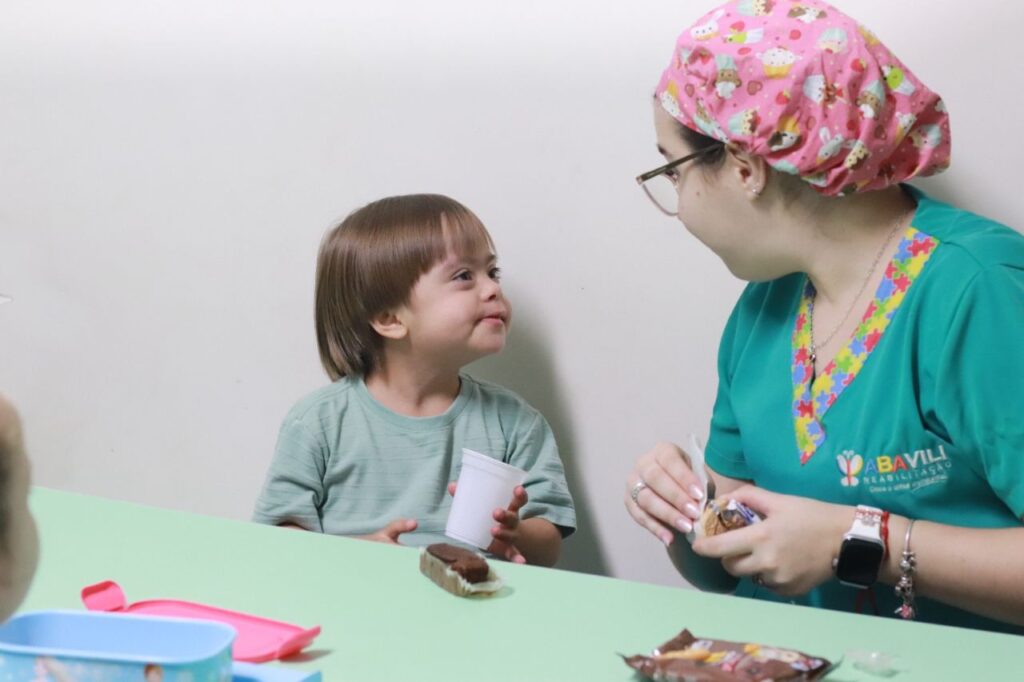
[82,581,320,663]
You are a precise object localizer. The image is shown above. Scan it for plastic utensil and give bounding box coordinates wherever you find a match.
[847,649,900,677]
[82,581,320,663]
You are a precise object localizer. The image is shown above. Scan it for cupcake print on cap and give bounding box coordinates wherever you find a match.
[760,47,798,78]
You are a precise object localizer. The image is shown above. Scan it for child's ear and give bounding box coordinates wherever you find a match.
[370,310,408,340]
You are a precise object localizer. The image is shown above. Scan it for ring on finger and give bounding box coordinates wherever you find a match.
[630,479,649,504]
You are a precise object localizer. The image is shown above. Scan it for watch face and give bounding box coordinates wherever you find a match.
[836,537,885,588]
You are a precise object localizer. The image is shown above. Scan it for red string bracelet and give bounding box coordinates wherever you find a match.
[880,510,891,559]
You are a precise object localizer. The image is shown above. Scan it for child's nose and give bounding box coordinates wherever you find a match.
[481,278,501,299]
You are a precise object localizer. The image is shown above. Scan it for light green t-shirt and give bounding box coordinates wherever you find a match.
[706,186,1024,634]
[253,374,576,550]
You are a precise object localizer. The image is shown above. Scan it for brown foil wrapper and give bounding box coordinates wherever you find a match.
[623,629,832,681]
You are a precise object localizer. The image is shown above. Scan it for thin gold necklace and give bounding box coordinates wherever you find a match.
[809,219,905,369]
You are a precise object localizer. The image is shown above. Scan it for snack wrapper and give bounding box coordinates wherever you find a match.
[698,498,762,538]
[418,548,503,597]
[623,629,833,681]
[685,435,763,541]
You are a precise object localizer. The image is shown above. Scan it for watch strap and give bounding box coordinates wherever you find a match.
[850,505,884,540]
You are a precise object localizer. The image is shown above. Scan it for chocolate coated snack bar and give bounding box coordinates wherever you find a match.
[419,543,503,597]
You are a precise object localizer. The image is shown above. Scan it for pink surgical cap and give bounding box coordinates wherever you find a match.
[655,0,951,196]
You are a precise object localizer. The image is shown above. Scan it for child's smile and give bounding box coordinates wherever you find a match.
[478,307,509,326]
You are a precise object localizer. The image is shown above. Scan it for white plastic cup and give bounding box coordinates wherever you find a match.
[445,448,527,549]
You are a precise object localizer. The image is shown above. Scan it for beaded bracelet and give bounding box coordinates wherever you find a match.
[894,519,917,620]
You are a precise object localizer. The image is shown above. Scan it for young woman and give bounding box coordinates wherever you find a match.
[624,0,1024,633]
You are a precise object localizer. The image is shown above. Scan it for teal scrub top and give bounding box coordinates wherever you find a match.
[705,186,1024,634]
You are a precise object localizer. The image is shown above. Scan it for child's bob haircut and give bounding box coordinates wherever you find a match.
[315,193,494,380]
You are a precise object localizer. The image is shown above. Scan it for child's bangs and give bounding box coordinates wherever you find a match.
[440,208,495,261]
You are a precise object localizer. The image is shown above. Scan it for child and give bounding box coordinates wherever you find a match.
[0,394,39,621]
[253,194,575,566]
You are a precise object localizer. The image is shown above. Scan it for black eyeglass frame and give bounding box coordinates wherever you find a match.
[634,143,725,186]
[634,143,725,217]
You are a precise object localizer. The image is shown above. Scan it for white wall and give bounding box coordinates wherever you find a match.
[2,0,1021,587]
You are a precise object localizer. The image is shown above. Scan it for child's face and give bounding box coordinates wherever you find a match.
[398,246,510,367]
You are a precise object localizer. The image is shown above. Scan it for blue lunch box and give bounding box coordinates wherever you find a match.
[0,610,235,681]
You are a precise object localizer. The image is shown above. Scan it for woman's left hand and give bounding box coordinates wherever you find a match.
[691,485,852,597]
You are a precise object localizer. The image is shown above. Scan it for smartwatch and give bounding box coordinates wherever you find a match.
[832,505,886,589]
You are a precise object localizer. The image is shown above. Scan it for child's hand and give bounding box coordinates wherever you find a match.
[447,482,528,564]
[357,518,417,545]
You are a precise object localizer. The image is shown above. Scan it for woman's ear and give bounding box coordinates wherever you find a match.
[725,145,770,198]
[370,310,408,340]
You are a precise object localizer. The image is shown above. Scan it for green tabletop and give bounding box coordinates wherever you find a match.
[21,488,1024,680]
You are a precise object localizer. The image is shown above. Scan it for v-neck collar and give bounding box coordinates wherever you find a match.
[791,226,939,465]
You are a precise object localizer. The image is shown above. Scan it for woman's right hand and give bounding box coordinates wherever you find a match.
[624,442,706,546]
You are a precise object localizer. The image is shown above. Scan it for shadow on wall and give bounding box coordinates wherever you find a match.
[470,311,610,577]
[914,175,963,216]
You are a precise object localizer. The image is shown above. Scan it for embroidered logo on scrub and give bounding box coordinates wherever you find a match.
[836,446,951,492]
[837,451,863,486]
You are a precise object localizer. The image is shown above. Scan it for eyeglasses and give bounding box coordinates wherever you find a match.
[635,144,724,216]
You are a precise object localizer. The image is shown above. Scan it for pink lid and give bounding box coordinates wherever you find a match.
[82,581,321,663]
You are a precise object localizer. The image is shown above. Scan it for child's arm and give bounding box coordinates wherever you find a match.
[502,410,577,565]
[353,518,419,545]
[505,515,562,567]
[253,418,327,532]
[279,519,419,546]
